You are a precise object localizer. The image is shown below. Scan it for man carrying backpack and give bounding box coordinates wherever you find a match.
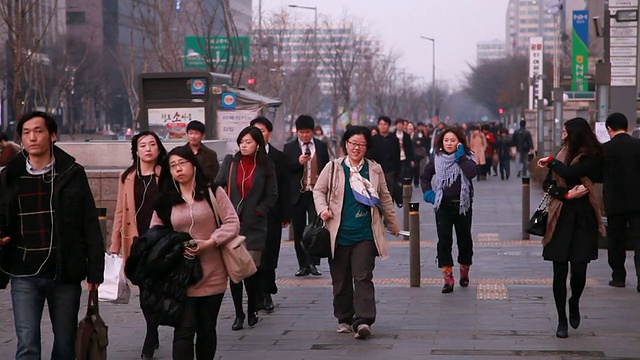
[512,120,533,177]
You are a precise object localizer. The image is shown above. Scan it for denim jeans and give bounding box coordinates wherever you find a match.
[10,277,81,360]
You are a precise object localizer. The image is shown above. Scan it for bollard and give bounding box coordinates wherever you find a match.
[98,207,108,251]
[402,177,413,239]
[409,202,421,287]
[522,177,530,240]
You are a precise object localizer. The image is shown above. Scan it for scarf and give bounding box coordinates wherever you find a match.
[344,157,380,208]
[433,152,472,215]
[542,146,605,245]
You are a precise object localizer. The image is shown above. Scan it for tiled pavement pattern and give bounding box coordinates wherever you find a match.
[1,175,639,359]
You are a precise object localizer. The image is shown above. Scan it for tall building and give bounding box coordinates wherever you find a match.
[477,40,507,62]
[258,24,380,94]
[230,0,252,36]
[506,0,556,55]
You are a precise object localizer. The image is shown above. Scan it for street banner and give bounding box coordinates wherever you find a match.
[148,107,205,140]
[572,10,589,91]
[528,37,543,109]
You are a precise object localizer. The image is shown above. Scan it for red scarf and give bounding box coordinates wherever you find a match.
[235,155,256,198]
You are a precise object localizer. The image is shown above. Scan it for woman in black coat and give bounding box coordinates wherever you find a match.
[216,126,278,330]
[537,117,604,339]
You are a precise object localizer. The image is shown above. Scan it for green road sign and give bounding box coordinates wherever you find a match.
[184,36,250,70]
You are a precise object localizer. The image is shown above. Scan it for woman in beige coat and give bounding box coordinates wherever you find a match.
[469,126,488,180]
[108,131,166,359]
[313,126,399,340]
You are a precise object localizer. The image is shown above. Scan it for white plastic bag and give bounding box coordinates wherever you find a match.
[99,254,130,304]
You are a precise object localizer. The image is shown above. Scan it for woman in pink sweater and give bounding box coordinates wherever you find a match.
[150,146,240,360]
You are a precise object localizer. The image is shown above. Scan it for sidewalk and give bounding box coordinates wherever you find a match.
[1,172,639,359]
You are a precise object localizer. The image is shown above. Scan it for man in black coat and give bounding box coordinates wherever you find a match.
[367,116,401,194]
[251,116,291,311]
[394,118,415,179]
[283,115,330,277]
[603,112,640,291]
[0,111,104,359]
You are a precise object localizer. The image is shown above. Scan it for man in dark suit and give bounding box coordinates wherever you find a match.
[283,115,330,276]
[367,116,401,195]
[603,112,640,292]
[250,116,291,311]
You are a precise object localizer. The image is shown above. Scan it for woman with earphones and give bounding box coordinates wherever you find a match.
[216,126,278,330]
[108,131,167,359]
[150,146,240,359]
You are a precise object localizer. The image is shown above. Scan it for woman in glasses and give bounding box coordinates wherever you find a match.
[151,146,240,359]
[313,125,399,340]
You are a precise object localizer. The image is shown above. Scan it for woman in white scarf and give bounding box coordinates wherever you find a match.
[421,127,477,293]
[313,126,399,340]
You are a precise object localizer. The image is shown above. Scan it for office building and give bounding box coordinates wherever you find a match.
[477,40,507,62]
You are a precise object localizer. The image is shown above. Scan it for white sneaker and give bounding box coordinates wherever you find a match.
[354,324,371,339]
[336,323,352,333]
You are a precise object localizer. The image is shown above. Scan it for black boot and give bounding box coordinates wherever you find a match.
[556,318,568,338]
[264,294,275,313]
[232,315,245,331]
[568,297,580,329]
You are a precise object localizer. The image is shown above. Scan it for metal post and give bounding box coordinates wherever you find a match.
[553,88,563,150]
[536,87,544,156]
[522,178,530,240]
[409,202,421,287]
[402,177,413,239]
[596,62,611,122]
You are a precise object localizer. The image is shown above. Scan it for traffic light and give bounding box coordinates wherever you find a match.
[247,78,255,85]
[498,108,504,114]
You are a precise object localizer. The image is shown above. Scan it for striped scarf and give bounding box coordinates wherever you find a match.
[434,152,472,214]
[344,157,380,208]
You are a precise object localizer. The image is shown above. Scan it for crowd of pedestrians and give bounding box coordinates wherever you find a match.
[0,110,639,359]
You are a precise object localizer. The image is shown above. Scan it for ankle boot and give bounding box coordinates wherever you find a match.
[568,297,580,329]
[459,265,470,287]
[556,317,568,338]
[441,266,454,293]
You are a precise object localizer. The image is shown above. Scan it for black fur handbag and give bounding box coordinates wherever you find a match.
[527,193,549,236]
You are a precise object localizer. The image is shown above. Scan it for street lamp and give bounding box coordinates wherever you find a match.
[420,36,436,122]
[289,4,318,51]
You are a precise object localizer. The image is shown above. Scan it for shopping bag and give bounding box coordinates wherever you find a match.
[220,235,257,283]
[99,254,130,304]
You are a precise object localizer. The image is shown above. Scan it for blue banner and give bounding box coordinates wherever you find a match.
[572,10,589,91]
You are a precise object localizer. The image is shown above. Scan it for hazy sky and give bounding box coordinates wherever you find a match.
[257,0,510,89]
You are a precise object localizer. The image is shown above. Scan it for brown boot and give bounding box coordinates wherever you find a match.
[460,265,470,287]
[441,266,454,293]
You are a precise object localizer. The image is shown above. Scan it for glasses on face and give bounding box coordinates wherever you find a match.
[347,140,367,149]
[169,160,190,170]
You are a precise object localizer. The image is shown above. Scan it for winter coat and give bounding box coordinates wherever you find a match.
[125,226,202,327]
[542,155,603,262]
[0,146,104,288]
[469,132,487,165]
[215,154,278,251]
[312,157,400,259]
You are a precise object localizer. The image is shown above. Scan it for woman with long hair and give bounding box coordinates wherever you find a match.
[421,128,477,293]
[108,130,167,359]
[215,126,278,330]
[313,126,399,340]
[469,126,487,180]
[536,117,604,338]
[150,146,240,359]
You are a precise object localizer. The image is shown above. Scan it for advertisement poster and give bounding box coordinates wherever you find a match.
[217,110,258,153]
[528,37,543,109]
[148,107,205,140]
[572,10,589,91]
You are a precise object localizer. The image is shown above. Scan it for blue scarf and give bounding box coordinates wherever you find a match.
[433,153,472,214]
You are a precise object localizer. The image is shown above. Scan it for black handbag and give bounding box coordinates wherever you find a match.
[527,193,549,236]
[302,162,335,258]
[76,289,108,360]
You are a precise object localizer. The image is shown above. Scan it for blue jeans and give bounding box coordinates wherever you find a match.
[10,277,81,360]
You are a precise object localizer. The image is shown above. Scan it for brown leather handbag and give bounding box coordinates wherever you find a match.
[76,289,108,360]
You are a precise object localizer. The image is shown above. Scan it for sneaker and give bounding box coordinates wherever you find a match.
[354,324,371,340]
[337,323,352,333]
